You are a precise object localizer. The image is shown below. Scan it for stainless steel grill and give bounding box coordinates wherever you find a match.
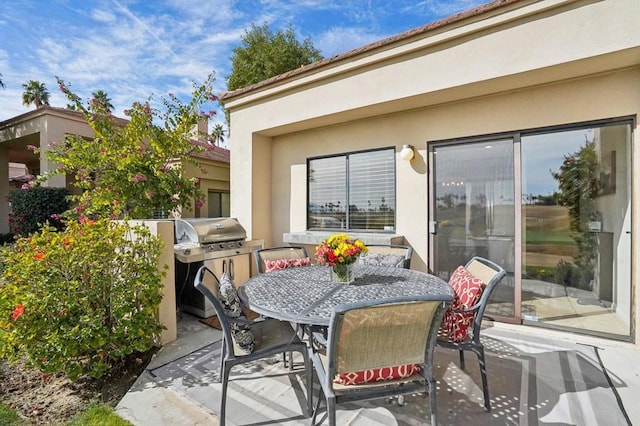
[173,217,263,318]
[174,217,259,263]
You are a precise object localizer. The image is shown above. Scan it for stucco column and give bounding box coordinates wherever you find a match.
[0,146,9,233]
[231,130,274,245]
[39,127,66,188]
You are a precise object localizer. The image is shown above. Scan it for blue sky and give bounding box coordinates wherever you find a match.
[0,0,487,147]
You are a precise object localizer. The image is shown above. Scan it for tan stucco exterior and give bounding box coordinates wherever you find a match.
[223,0,640,342]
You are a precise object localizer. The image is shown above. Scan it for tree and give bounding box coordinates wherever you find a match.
[22,80,50,108]
[551,139,601,288]
[91,89,114,113]
[226,22,323,91]
[32,74,218,220]
[0,73,5,89]
[209,123,225,146]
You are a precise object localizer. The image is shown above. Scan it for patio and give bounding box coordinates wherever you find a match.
[116,313,639,425]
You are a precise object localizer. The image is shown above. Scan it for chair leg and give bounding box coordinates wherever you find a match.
[428,377,438,426]
[458,349,465,370]
[475,346,491,412]
[218,340,227,382]
[327,395,337,426]
[220,364,232,426]
[304,349,313,417]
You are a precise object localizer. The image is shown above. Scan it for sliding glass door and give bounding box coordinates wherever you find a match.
[430,138,516,320]
[520,123,632,340]
[430,119,632,340]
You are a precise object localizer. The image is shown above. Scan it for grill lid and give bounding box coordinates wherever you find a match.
[175,217,246,245]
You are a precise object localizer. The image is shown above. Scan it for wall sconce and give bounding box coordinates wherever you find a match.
[400,144,415,161]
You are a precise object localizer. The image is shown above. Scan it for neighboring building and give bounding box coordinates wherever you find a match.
[221,0,640,343]
[0,106,230,227]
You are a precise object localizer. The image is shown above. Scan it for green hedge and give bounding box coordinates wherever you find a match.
[7,187,70,236]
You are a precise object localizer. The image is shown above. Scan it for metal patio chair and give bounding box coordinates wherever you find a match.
[436,256,506,412]
[253,245,310,368]
[359,244,413,269]
[194,265,312,425]
[310,295,449,426]
[254,246,309,273]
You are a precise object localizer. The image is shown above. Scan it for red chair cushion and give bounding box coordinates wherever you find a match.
[264,257,311,272]
[334,364,421,385]
[441,266,485,343]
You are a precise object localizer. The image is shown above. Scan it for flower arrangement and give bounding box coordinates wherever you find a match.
[315,233,368,267]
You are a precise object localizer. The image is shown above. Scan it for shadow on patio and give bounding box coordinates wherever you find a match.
[116,314,632,425]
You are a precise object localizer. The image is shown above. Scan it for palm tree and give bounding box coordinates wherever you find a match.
[209,123,226,146]
[22,80,50,108]
[0,73,5,89]
[91,90,114,113]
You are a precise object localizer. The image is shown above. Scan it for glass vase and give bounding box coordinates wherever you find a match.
[330,263,355,284]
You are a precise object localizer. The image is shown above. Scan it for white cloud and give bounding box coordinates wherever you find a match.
[316,26,384,57]
[0,0,488,125]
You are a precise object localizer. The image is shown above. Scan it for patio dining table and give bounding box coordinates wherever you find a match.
[238,264,454,327]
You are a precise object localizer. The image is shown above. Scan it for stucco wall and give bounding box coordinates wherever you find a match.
[183,159,230,218]
[225,0,640,343]
[255,69,637,270]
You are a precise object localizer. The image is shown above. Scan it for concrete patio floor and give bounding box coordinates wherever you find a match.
[116,313,640,425]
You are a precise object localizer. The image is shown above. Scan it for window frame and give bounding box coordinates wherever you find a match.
[306,147,397,232]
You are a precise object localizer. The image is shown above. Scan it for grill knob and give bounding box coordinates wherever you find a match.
[218,244,225,250]
[237,241,243,247]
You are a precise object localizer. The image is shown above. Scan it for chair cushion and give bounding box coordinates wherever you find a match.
[219,272,255,354]
[358,253,406,268]
[333,364,421,385]
[441,266,485,343]
[264,257,311,272]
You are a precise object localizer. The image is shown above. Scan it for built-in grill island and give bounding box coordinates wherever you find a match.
[174,217,263,318]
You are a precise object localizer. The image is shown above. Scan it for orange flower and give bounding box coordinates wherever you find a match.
[63,237,73,250]
[33,252,46,260]
[12,304,24,321]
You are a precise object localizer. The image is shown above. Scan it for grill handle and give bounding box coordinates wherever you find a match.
[221,259,235,280]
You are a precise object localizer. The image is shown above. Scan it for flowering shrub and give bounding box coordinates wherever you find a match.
[0,218,165,380]
[315,233,368,267]
[7,186,69,236]
[30,74,219,220]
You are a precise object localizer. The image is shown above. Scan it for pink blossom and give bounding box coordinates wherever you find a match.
[27,144,38,151]
[195,198,204,209]
[171,194,180,202]
[21,183,30,190]
[50,214,61,220]
[56,165,64,170]
[131,173,147,182]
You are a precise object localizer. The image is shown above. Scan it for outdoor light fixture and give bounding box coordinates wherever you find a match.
[400,144,415,161]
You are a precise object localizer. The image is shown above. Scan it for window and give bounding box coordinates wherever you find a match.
[307,148,396,231]
[208,191,230,217]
